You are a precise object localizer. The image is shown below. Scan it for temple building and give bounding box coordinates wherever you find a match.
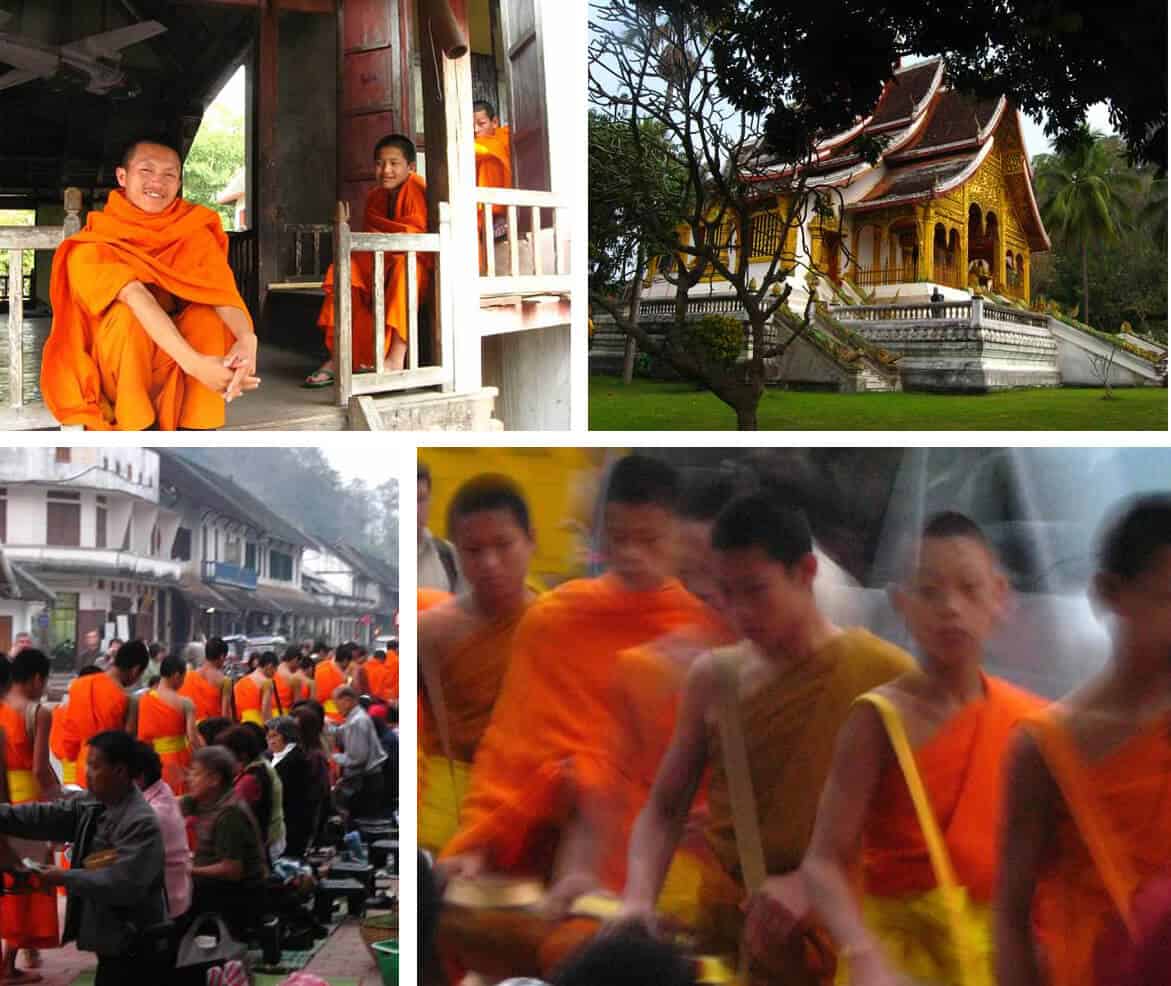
[601,58,1165,392]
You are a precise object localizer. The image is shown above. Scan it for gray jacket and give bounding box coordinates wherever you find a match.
[0,789,167,956]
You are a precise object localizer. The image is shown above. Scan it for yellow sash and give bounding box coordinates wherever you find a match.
[419,753,470,853]
[323,699,340,719]
[61,761,77,785]
[153,734,188,755]
[7,768,36,803]
[241,709,264,726]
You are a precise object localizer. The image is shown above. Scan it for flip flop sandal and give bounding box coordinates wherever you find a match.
[302,369,335,389]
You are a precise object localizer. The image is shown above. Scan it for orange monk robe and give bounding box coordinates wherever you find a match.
[136,690,193,795]
[40,189,247,431]
[179,669,228,723]
[273,671,299,715]
[419,602,534,855]
[475,126,512,228]
[1027,710,1171,986]
[0,704,59,948]
[314,660,347,725]
[50,701,80,786]
[234,675,268,726]
[365,656,395,704]
[861,674,1045,903]
[441,574,711,881]
[317,174,433,367]
[65,673,129,788]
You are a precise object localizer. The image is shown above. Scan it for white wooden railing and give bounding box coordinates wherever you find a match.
[0,188,82,427]
[332,199,455,408]
[475,187,571,298]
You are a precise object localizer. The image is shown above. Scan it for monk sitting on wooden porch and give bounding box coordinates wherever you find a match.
[306,133,432,387]
[473,100,512,238]
[40,137,260,430]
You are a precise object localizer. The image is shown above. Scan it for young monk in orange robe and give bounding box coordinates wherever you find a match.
[179,637,233,723]
[436,456,715,980]
[364,650,395,704]
[616,494,913,986]
[418,474,538,856]
[40,138,259,430]
[314,646,352,725]
[309,134,432,383]
[0,649,61,982]
[65,642,149,788]
[998,494,1171,986]
[49,666,93,787]
[802,512,1043,986]
[234,651,278,726]
[473,99,512,241]
[136,656,201,795]
[275,646,312,712]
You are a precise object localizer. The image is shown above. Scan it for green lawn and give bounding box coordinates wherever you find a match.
[589,376,1169,431]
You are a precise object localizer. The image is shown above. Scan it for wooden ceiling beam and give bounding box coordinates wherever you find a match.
[166,0,336,13]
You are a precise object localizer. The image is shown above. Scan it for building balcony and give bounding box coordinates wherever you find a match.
[202,560,258,590]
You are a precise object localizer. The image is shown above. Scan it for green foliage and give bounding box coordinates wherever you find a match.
[0,211,35,283]
[589,377,1168,431]
[589,111,690,291]
[182,101,245,230]
[683,314,745,368]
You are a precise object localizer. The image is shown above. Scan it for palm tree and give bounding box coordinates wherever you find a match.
[1034,130,1140,327]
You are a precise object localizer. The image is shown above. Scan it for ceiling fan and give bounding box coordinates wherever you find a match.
[0,10,166,97]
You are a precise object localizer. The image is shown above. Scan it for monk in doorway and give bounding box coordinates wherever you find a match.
[41,137,260,430]
[308,134,432,385]
[473,99,512,238]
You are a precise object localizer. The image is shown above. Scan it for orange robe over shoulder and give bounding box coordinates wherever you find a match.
[273,670,300,714]
[179,669,227,723]
[475,126,512,229]
[861,674,1045,903]
[317,174,433,365]
[136,690,192,795]
[440,574,710,879]
[0,703,59,949]
[50,701,80,786]
[65,673,129,788]
[40,189,248,431]
[1027,710,1171,986]
[315,660,347,725]
[234,675,267,726]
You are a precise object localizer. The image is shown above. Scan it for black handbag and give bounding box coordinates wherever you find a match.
[175,913,252,985]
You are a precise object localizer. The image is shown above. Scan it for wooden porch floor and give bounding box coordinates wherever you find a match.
[224,342,348,431]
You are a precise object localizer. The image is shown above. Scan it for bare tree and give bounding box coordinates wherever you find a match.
[589,1,848,429]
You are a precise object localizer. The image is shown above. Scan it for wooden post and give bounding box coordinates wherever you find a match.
[373,250,386,376]
[419,0,479,395]
[63,188,82,235]
[256,0,280,333]
[7,249,22,410]
[333,201,353,407]
[437,201,455,391]
[407,250,419,371]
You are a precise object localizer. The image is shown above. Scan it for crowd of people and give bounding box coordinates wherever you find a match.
[418,456,1170,986]
[0,634,399,984]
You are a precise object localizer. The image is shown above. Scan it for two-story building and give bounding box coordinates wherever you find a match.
[302,541,398,647]
[156,450,333,647]
[0,448,183,662]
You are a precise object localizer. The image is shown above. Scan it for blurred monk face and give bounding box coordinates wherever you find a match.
[894,535,1007,671]
[374,145,415,192]
[451,508,535,611]
[716,546,817,654]
[116,142,181,214]
[677,518,722,611]
[473,110,498,137]
[603,502,677,593]
[1098,544,1171,669]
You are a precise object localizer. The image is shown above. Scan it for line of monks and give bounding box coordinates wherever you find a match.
[0,637,398,979]
[418,457,1171,986]
[39,99,512,429]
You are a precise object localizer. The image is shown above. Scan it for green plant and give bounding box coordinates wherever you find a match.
[683,314,745,368]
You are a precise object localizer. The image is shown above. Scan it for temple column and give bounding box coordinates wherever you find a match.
[959,219,970,294]
[1022,253,1031,304]
[920,203,934,283]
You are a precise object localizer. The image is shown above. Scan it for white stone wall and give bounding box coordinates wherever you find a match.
[0,449,161,500]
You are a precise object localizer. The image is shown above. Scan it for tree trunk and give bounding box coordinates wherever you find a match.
[1081,239,1090,325]
[622,245,646,384]
[734,403,759,430]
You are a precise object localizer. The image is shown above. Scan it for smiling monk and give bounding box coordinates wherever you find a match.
[40,136,260,430]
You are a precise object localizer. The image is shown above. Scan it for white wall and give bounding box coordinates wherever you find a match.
[0,449,161,500]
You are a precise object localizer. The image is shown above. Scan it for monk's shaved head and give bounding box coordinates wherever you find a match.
[605,455,680,512]
[374,133,416,165]
[447,473,532,536]
[120,136,182,170]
